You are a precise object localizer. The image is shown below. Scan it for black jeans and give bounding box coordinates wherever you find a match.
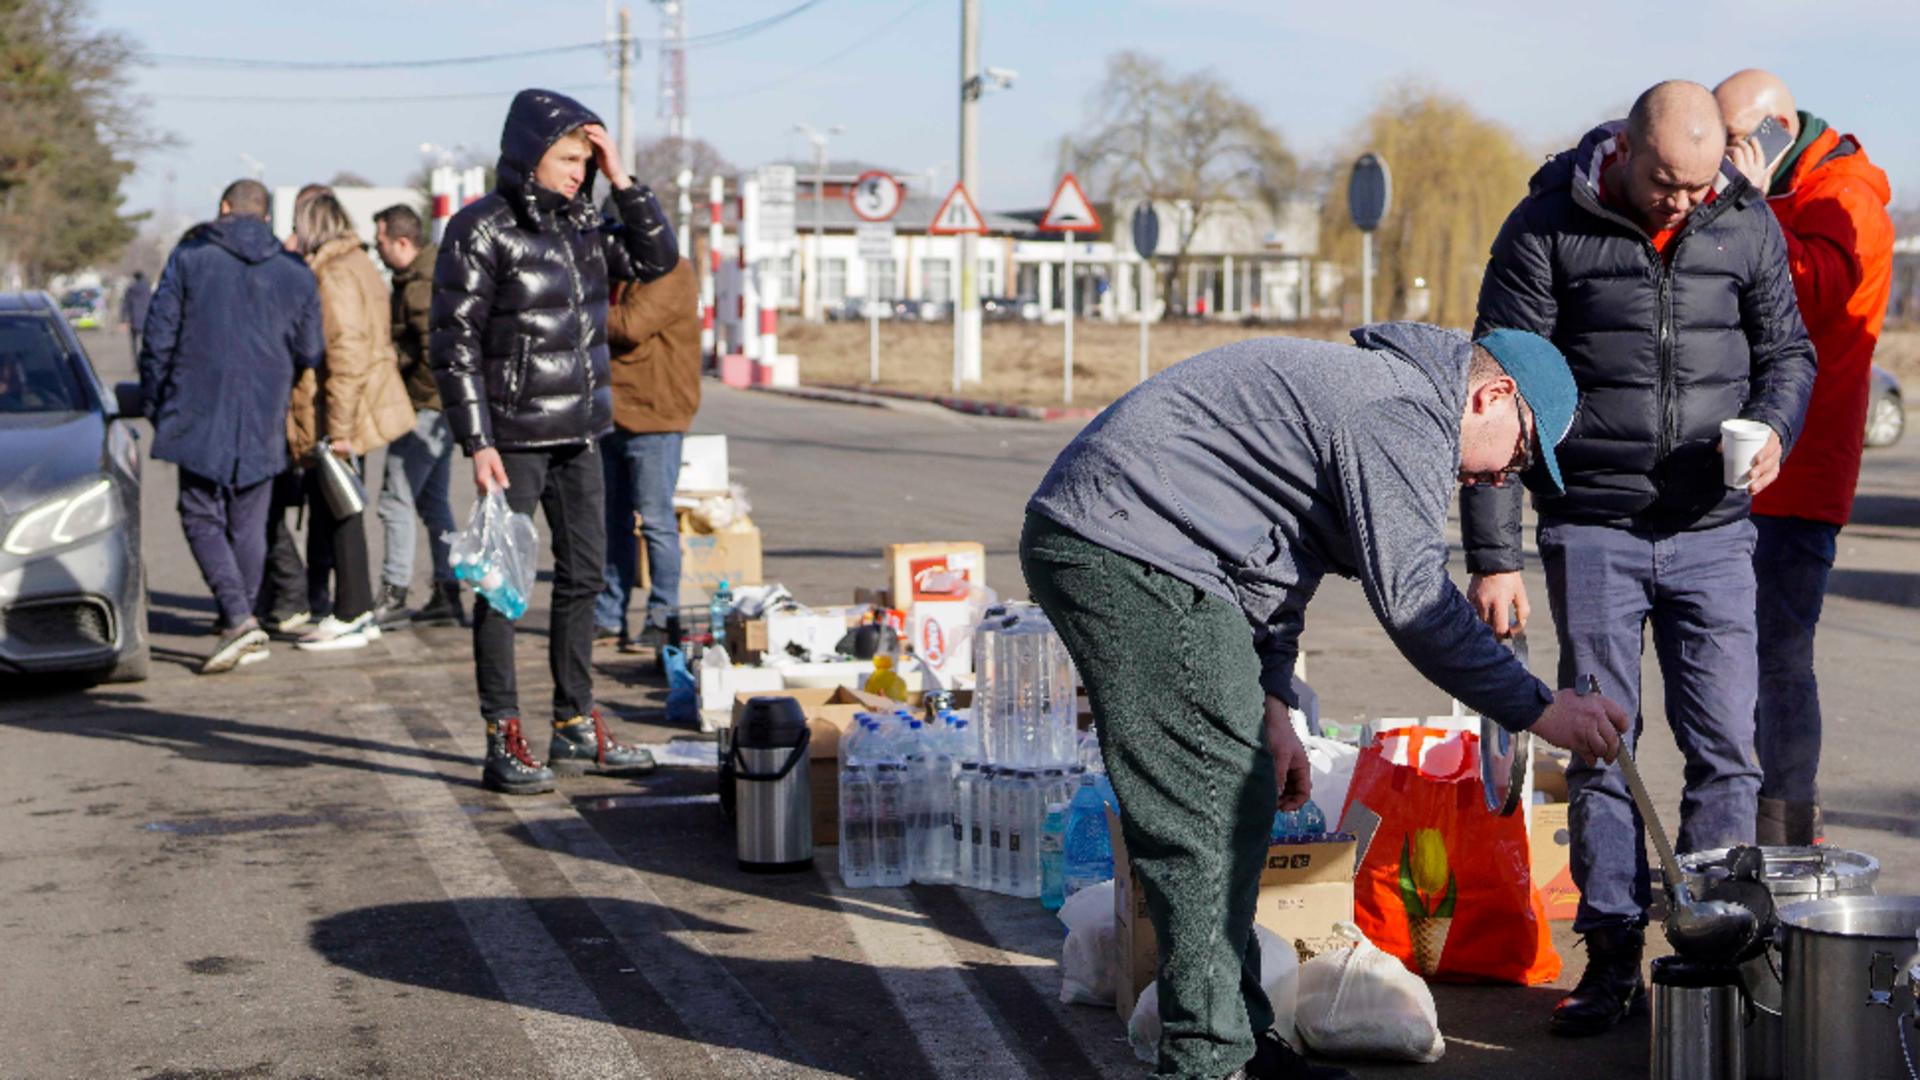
[256,468,316,622]
[474,443,605,724]
[304,460,374,623]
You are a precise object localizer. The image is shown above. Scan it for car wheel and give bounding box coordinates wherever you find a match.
[104,581,151,683]
[1865,390,1905,448]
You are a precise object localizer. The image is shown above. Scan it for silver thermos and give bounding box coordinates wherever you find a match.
[313,439,367,518]
[729,696,813,872]
[1649,955,1745,1080]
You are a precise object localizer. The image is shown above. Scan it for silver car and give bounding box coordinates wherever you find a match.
[0,291,147,684]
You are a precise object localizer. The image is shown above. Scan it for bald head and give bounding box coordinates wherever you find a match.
[1611,81,1727,235]
[1714,68,1799,142]
[1627,80,1728,157]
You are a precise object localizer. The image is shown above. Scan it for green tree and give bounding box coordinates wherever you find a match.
[1318,87,1538,329]
[0,0,155,284]
[1061,51,1296,311]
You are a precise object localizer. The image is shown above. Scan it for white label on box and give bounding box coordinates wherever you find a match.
[677,434,730,494]
[910,600,974,678]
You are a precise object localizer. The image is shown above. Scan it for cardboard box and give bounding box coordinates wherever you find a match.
[1530,802,1576,920]
[883,541,986,610]
[641,515,763,594]
[727,608,855,665]
[1110,806,1357,1020]
[731,687,896,847]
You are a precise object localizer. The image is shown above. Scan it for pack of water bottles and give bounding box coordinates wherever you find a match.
[973,603,1080,770]
[447,488,537,621]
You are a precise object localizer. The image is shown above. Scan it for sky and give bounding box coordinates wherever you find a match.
[104,0,1919,234]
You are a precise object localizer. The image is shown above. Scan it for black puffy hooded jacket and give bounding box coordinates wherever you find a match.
[430,89,678,453]
[1461,121,1816,573]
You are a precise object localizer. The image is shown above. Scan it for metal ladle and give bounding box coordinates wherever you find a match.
[1579,674,1760,960]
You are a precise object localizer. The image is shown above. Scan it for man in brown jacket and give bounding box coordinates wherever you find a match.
[593,258,701,651]
[371,204,463,628]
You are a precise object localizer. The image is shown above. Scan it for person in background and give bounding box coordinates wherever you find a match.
[1464,81,1816,1037]
[592,256,701,657]
[287,192,415,651]
[369,203,463,629]
[1713,69,1896,846]
[257,182,338,635]
[119,270,151,358]
[138,178,324,673]
[432,88,677,793]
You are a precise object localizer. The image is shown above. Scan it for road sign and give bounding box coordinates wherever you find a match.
[928,182,987,235]
[1130,202,1160,259]
[756,164,797,247]
[849,170,903,223]
[857,220,895,260]
[1348,153,1391,232]
[1040,173,1101,233]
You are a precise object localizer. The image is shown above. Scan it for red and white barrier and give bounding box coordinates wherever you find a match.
[703,176,722,367]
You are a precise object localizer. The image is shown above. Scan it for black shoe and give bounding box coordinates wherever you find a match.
[372,584,412,629]
[639,617,683,670]
[547,709,656,777]
[593,624,624,647]
[1550,925,1646,1037]
[414,581,465,627]
[1248,1029,1352,1080]
[482,717,556,795]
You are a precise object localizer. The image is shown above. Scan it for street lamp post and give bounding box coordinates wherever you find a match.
[794,122,843,322]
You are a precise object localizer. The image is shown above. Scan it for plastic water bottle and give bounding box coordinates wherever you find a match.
[987,767,1011,894]
[1007,770,1041,899]
[1042,767,1070,810]
[953,760,980,889]
[839,763,876,887]
[971,765,995,891]
[1063,773,1114,897]
[1270,799,1328,845]
[1299,799,1327,837]
[872,763,909,886]
[1039,802,1067,910]
[709,579,733,650]
[922,720,957,885]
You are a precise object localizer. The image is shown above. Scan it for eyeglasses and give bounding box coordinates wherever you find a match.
[1503,398,1535,477]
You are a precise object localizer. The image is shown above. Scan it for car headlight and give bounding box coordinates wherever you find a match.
[2,478,117,556]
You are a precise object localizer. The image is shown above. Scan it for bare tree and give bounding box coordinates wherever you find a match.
[1318,87,1540,328]
[1060,51,1296,311]
[327,170,375,188]
[632,135,733,211]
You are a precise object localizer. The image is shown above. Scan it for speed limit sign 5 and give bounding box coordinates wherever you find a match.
[850,171,903,222]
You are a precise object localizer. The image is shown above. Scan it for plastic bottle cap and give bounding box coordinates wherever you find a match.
[873,656,892,670]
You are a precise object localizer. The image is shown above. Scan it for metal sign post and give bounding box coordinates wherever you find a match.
[1348,153,1391,325]
[851,172,903,386]
[1131,202,1160,385]
[928,182,989,392]
[1039,173,1102,405]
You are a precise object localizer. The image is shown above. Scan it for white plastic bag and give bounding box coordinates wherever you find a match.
[1056,880,1116,1007]
[1295,923,1444,1063]
[1127,924,1301,1062]
[448,488,538,621]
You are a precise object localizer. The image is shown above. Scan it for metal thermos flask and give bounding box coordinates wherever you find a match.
[313,439,367,518]
[1649,955,1745,1080]
[729,696,814,872]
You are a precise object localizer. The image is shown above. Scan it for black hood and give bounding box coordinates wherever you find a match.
[197,215,283,265]
[496,89,604,204]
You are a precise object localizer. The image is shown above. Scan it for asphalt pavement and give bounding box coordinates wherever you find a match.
[3,330,1917,1079]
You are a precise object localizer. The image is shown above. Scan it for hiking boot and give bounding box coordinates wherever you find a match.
[1757,795,1823,846]
[1550,925,1646,1037]
[1247,1029,1352,1080]
[483,717,555,795]
[547,709,656,777]
[414,581,465,627]
[201,618,269,675]
[371,584,412,629]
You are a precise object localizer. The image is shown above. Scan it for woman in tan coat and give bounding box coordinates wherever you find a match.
[289,193,415,650]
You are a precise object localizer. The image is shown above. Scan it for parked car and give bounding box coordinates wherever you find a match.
[1866,364,1904,448]
[58,287,103,330]
[0,291,147,683]
[980,295,1041,322]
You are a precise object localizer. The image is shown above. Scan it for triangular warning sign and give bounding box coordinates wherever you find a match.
[928,182,988,235]
[1040,173,1102,233]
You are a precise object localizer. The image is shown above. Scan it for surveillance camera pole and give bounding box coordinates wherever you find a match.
[956,0,982,385]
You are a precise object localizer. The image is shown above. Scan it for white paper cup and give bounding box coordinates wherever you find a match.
[1721,418,1772,488]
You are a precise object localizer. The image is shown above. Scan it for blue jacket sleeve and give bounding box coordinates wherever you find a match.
[1739,208,1818,453]
[138,250,186,419]
[430,217,500,452]
[1335,395,1554,732]
[289,273,324,372]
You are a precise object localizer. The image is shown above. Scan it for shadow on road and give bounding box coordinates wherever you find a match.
[1847,492,1920,529]
[1826,567,1920,609]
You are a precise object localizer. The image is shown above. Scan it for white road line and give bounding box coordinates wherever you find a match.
[416,672,823,1078]
[819,876,1030,1078]
[342,703,650,1080]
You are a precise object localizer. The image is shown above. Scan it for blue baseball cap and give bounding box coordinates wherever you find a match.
[1473,329,1578,495]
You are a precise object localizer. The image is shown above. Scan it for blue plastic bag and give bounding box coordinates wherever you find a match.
[662,645,698,726]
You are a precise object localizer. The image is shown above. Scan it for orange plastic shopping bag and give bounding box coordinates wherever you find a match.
[1340,725,1560,985]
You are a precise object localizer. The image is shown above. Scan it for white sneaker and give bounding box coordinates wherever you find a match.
[238,644,271,666]
[295,614,372,652]
[271,611,312,635]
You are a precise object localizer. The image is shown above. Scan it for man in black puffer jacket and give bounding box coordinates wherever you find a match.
[1464,81,1816,1038]
[432,88,677,794]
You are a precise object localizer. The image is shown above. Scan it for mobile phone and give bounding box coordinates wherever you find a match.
[1748,116,1793,171]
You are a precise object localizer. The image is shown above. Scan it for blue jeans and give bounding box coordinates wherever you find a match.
[1537,517,1761,932]
[1751,514,1838,805]
[594,430,683,637]
[377,409,455,589]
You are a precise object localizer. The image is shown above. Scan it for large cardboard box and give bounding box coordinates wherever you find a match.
[1530,803,1576,921]
[883,542,987,681]
[726,607,856,665]
[883,541,987,607]
[731,687,895,847]
[640,512,763,594]
[1110,807,1357,1020]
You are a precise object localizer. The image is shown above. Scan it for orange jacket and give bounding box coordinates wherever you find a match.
[1752,128,1894,526]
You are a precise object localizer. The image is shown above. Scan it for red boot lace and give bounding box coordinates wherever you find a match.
[590,708,613,764]
[500,717,541,769]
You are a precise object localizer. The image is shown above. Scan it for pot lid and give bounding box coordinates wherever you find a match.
[1678,846,1880,896]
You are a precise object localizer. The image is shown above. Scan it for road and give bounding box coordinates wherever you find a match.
[3,331,1917,1079]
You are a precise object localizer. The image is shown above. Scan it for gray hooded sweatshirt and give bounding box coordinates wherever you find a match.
[1027,322,1552,732]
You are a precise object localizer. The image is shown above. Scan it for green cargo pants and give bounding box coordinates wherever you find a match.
[1021,512,1277,1080]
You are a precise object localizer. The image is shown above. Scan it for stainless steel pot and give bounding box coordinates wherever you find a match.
[1777,895,1920,1080]
[1650,955,1746,1080]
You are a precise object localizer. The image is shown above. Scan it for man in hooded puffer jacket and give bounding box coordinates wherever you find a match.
[432,89,679,794]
